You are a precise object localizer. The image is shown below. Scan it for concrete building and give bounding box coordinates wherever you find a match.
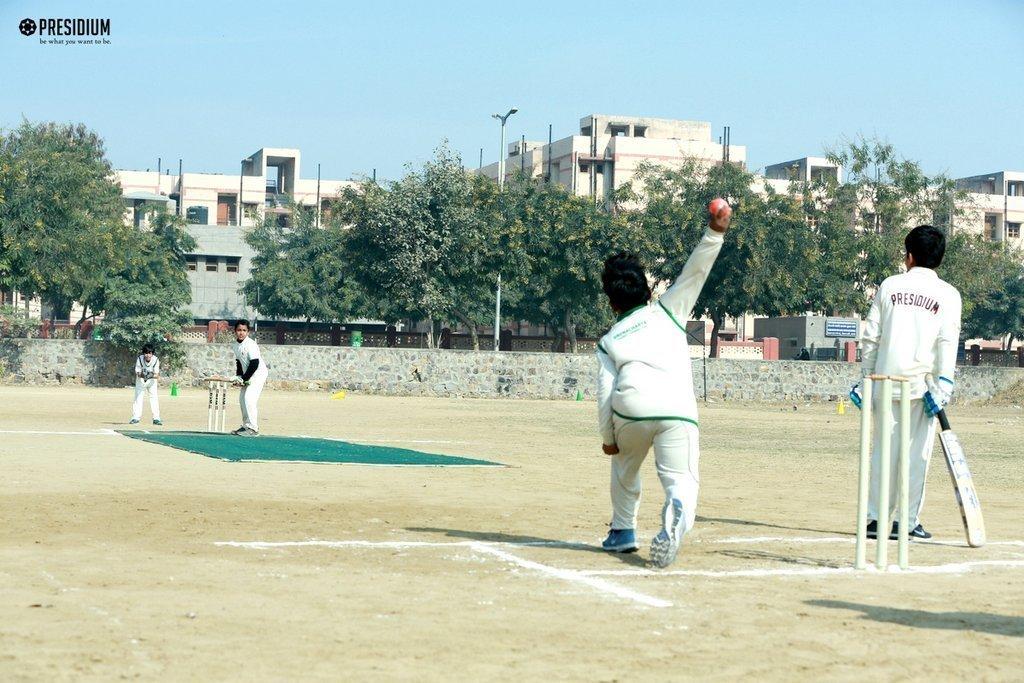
[479,114,746,201]
[955,171,1024,244]
[116,147,354,323]
[754,315,862,360]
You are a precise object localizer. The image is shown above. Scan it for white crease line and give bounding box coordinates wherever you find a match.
[296,434,472,445]
[709,536,1024,548]
[0,429,117,436]
[579,559,1024,578]
[466,541,672,609]
[215,539,671,608]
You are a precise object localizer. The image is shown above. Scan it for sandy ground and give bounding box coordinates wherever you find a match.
[1,385,1022,681]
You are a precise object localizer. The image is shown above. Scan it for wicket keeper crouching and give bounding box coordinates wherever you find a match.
[595,200,731,568]
[851,225,963,540]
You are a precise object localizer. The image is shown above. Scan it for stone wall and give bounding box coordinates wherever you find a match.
[1,339,1021,404]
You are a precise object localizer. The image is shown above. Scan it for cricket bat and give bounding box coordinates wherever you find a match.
[936,409,986,548]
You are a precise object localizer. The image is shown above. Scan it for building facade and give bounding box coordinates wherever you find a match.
[116,147,354,323]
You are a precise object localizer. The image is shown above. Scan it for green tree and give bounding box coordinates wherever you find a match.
[0,121,128,323]
[243,202,364,331]
[97,208,196,367]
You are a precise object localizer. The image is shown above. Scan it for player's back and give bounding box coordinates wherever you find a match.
[599,304,696,421]
[871,267,961,392]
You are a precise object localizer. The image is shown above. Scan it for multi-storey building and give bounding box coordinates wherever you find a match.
[955,171,1024,244]
[479,114,745,201]
[116,147,354,323]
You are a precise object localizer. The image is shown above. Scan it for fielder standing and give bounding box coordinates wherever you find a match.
[231,320,269,436]
[851,225,962,540]
[130,343,162,426]
[595,199,731,568]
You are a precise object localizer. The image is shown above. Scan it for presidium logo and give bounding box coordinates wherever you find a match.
[19,17,112,45]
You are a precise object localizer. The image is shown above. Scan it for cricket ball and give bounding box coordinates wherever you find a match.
[708,198,729,217]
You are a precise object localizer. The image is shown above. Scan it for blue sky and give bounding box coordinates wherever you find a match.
[2,0,1021,182]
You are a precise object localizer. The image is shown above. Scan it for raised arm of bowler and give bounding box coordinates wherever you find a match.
[852,225,962,540]
[231,320,269,436]
[595,198,731,568]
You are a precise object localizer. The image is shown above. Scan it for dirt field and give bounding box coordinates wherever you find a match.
[1,385,1022,681]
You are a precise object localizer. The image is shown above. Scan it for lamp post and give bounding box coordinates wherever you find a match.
[491,108,517,351]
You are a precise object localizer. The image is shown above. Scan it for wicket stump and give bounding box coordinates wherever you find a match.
[205,378,229,433]
[855,374,911,570]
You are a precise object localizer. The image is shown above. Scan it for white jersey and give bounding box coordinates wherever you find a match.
[596,229,724,444]
[135,355,160,380]
[861,267,962,399]
[234,336,269,379]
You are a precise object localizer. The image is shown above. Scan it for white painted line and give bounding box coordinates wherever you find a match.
[0,428,117,436]
[580,559,1024,578]
[466,542,672,609]
[215,539,671,608]
[296,434,472,445]
[708,536,1024,548]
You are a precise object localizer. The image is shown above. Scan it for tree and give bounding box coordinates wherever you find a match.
[97,208,196,367]
[0,121,128,323]
[633,161,825,356]
[502,175,644,352]
[243,202,365,331]
[337,145,520,348]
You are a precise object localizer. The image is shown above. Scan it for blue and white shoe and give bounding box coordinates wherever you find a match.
[650,498,686,568]
[602,528,638,553]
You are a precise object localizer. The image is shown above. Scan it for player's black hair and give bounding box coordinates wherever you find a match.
[233,320,250,330]
[905,225,946,269]
[141,343,154,354]
[602,252,652,313]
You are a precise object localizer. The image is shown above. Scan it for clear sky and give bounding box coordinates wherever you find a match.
[2,0,1021,182]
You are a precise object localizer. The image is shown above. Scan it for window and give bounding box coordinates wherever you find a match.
[580,125,592,136]
[186,256,197,272]
[1008,181,1024,197]
[206,259,219,272]
[226,257,240,273]
[579,163,590,173]
[1008,222,1021,239]
[985,214,998,240]
[634,125,647,138]
[610,124,629,137]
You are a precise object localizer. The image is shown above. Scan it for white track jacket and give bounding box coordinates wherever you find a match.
[860,267,962,399]
[596,229,724,444]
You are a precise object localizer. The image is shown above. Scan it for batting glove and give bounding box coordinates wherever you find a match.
[924,376,954,417]
[849,383,863,410]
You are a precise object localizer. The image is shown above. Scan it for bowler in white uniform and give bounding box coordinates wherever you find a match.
[851,225,962,540]
[595,201,731,567]
[231,320,269,436]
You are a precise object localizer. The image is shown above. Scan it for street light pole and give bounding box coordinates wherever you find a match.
[491,107,517,351]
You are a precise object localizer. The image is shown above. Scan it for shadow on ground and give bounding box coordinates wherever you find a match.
[697,515,850,537]
[406,527,648,566]
[807,600,1024,637]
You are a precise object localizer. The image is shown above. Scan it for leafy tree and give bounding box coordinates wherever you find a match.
[243,202,364,331]
[0,121,128,323]
[97,208,196,367]
[502,175,644,351]
[337,145,519,348]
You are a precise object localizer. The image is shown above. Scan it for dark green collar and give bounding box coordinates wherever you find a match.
[616,305,646,322]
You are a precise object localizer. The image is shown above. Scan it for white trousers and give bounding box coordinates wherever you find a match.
[239,372,267,431]
[132,378,160,421]
[610,417,700,532]
[867,397,937,527]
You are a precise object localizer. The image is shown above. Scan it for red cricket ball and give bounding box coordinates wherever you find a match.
[708,198,729,217]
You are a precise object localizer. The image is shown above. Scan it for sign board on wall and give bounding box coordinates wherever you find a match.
[825,318,859,338]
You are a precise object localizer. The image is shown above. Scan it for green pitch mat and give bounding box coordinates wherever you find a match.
[117,431,503,467]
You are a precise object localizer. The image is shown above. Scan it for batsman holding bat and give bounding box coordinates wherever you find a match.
[850,225,963,541]
[595,198,731,568]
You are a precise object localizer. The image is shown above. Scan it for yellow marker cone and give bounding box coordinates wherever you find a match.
[837,400,846,415]
[331,390,347,400]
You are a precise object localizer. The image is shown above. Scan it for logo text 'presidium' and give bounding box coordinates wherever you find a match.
[23,18,111,37]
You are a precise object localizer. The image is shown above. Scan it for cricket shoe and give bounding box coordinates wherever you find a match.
[235,427,259,437]
[601,528,638,553]
[128,418,140,424]
[650,498,686,568]
[152,419,163,426]
[230,426,247,435]
[892,522,932,540]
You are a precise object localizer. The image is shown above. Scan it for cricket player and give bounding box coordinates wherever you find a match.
[596,199,732,568]
[231,320,269,436]
[130,343,162,425]
[851,225,962,540]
